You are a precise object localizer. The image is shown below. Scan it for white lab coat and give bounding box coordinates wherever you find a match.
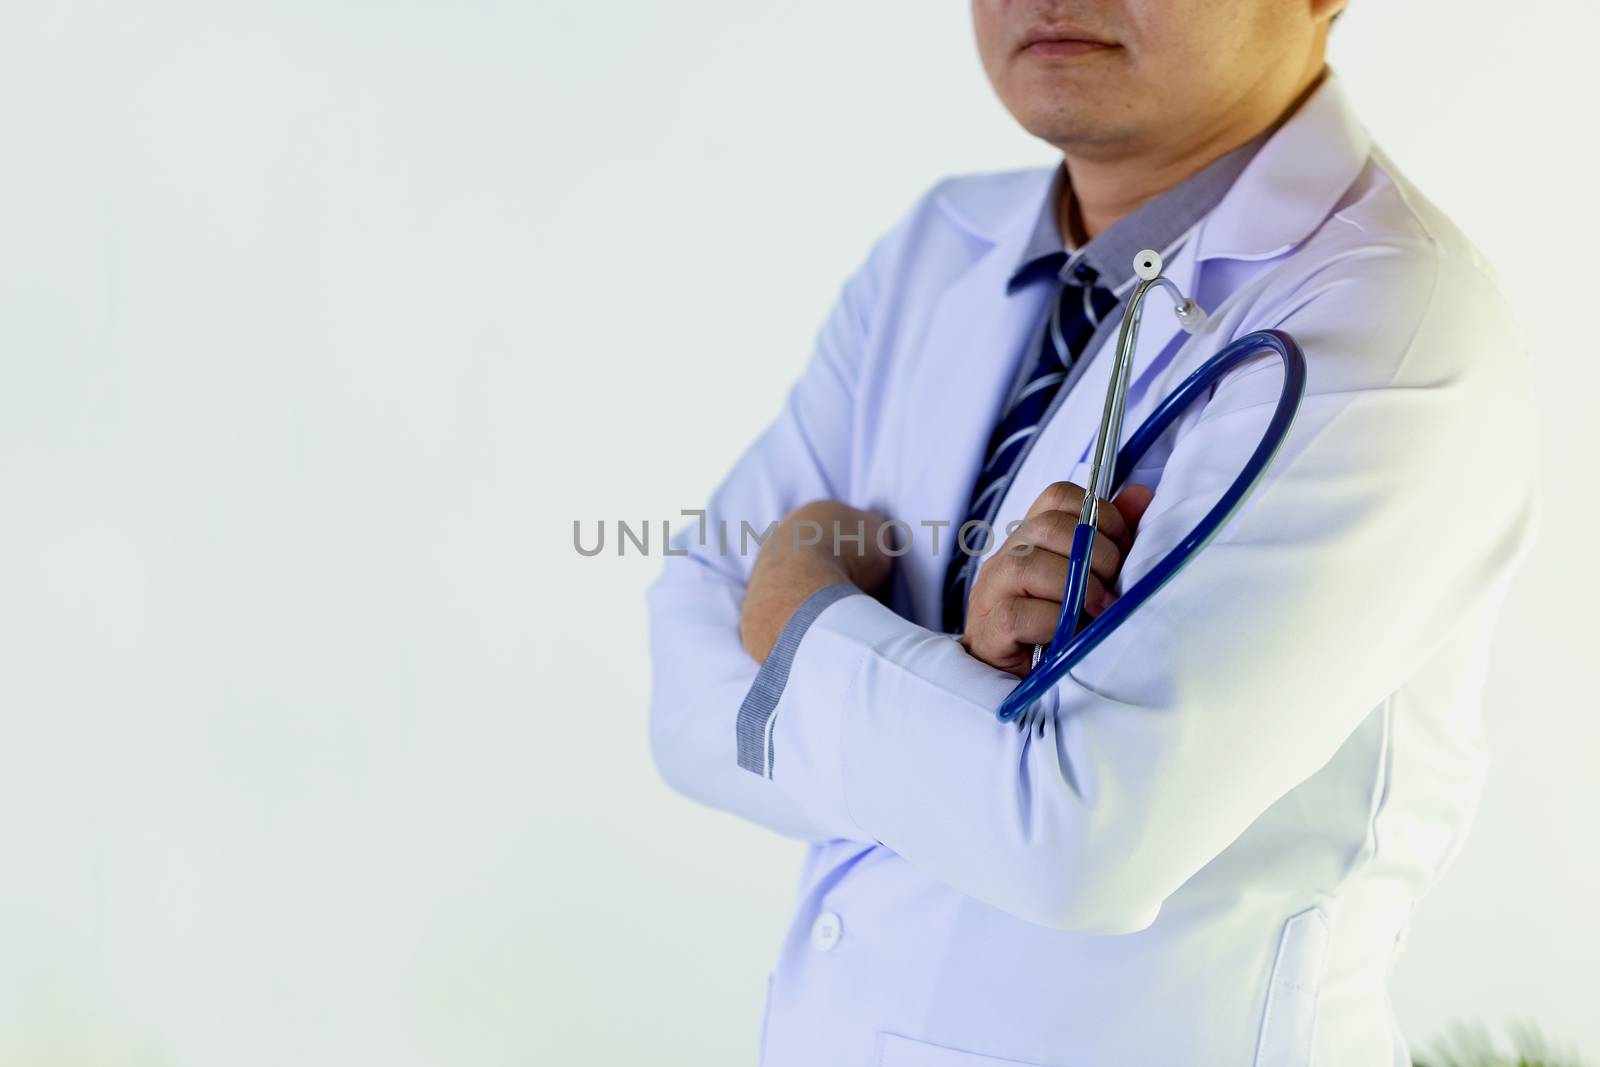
[647,72,1538,1066]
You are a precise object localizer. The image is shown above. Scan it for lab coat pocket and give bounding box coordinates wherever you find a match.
[875,1032,1053,1067]
[1254,905,1333,1067]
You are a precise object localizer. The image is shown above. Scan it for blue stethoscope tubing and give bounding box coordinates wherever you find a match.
[995,328,1308,724]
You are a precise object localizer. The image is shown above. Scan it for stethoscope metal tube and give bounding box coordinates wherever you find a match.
[1001,251,1308,726]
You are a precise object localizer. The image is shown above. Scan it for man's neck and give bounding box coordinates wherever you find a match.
[1060,67,1329,243]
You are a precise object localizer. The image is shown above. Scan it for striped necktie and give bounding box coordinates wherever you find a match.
[941,257,1119,635]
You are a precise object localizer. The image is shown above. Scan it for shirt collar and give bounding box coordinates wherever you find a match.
[1006,129,1270,294]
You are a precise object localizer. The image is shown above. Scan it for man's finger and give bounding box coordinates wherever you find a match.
[1023,482,1136,556]
[1109,483,1155,538]
[1006,509,1075,557]
[988,594,1062,648]
[1003,548,1069,601]
[1008,513,1121,579]
[1081,573,1114,616]
[1024,481,1085,521]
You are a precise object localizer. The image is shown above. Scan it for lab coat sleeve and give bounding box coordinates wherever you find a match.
[644,204,913,844]
[764,237,1540,930]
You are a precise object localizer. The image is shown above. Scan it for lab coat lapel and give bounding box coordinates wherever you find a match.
[886,185,1056,627]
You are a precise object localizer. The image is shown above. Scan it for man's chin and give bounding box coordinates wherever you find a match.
[1019,113,1138,155]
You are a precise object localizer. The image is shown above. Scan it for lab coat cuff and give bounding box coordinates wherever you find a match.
[735,582,863,777]
[767,592,970,842]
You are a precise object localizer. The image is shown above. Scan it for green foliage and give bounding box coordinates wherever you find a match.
[1414,1022,1585,1067]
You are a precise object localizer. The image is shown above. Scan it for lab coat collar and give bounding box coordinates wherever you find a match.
[933,68,1372,269]
[1007,135,1267,294]
[1195,70,1372,262]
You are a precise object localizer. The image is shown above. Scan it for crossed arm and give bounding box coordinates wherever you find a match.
[740,484,1153,677]
[647,235,1536,931]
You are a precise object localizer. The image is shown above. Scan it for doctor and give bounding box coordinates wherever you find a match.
[648,1,1538,1064]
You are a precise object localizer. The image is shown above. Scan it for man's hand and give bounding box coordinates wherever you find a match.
[961,481,1154,678]
[740,500,896,664]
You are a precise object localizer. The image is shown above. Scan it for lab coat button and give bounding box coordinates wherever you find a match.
[810,911,843,951]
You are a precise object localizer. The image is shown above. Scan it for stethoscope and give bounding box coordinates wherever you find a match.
[997,249,1308,725]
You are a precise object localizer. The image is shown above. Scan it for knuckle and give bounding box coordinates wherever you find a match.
[1048,510,1077,537]
[998,552,1029,584]
[968,567,993,602]
[1039,481,1080,512]
[1006,527,1037,556]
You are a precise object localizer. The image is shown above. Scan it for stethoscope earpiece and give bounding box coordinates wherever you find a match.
[1133,248,1163,281]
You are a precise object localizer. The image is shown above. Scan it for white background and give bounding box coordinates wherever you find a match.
[1,2,1596,1064]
